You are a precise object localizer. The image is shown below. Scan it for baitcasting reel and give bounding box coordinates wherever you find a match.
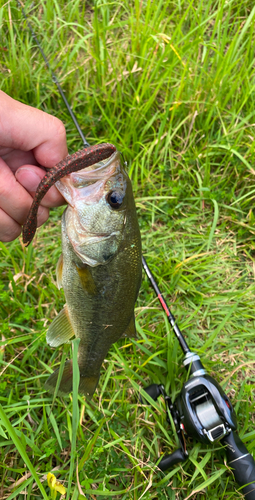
[142,257,255,499]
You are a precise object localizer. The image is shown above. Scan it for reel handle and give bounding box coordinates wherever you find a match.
[142,384,162,401]
[222,431,255,499]
[158,448,187,471]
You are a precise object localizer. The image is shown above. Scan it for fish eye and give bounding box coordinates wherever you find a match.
[106,190,124,209]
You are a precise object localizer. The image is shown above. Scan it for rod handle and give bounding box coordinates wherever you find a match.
[222,431,255,499]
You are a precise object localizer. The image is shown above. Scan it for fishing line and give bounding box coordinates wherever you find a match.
[17,0,89,148]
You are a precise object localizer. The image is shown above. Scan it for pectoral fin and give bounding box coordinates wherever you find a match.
[46,305,75,347]
[56,254,63,290]
[75,264,97,295]
[121,315,137,338]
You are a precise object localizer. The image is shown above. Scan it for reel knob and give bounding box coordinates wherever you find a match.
[139,384,162,404]
[158,448,187,471]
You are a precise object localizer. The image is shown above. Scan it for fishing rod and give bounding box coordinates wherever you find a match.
[18,4,255,497]
[142,256,255,499]
[17,1,89,148]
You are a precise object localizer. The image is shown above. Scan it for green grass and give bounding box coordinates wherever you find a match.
[1,0,255,498]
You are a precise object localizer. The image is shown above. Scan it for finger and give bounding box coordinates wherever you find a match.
[0,208,21,242]
[0,147,38,172]
[0,158,49,225]
[15,165,65,207]
[0,205,49,243]
[0,91,68,167]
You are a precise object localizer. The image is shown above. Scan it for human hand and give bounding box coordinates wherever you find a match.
[0,90,68,242]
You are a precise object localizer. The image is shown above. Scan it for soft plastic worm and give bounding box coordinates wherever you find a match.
[22,143,116,246]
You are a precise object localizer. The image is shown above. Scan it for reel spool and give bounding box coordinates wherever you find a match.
[195,399,227,442]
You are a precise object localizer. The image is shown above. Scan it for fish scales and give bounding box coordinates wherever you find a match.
[22,143,116,246]
[45,150,142,398]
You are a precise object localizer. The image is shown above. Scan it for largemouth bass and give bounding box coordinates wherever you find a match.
[44,150,142,397]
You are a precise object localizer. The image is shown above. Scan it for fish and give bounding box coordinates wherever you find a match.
[43,149,142,398]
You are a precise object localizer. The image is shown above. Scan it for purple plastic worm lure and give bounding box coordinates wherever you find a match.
[22,143,116,246]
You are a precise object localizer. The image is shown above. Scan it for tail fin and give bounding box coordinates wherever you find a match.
[79,374,99,398]
[45,360,99,398]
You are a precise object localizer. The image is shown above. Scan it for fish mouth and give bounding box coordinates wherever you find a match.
[55,151,120,207]
[59,151,126,267]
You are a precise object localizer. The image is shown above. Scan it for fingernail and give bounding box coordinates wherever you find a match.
[16,168,41,192]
